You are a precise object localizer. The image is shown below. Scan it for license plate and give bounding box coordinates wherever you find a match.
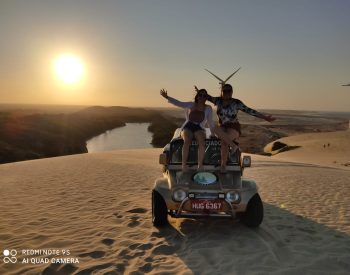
[190,199,223,210]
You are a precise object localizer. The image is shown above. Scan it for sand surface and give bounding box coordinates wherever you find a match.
[0,148,349,274]
[265,130,350,170]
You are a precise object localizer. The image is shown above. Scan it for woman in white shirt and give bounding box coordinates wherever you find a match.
[160,88,214,172]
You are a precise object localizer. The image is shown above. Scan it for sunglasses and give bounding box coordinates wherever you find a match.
[197,93,207,98]
[223,89,232,93]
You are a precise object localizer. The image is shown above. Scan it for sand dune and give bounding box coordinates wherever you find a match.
[0,148,349,274]
[265,130,350,170]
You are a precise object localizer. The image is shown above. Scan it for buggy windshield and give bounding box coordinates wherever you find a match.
[169,139,239,165]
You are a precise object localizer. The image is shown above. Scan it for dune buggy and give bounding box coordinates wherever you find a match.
[152,128,263,227]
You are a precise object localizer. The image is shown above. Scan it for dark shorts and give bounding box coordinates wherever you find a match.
[220,122,241,136]
[183,121,204,133]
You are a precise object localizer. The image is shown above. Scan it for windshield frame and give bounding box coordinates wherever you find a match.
[169,138,238,165]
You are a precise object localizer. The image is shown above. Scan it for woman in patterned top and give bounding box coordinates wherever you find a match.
[204,84,276,172]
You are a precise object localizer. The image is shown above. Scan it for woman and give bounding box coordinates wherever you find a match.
[160,88,214,172]
[203,84,276,172]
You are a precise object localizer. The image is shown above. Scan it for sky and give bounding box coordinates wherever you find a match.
[0,0,349,111]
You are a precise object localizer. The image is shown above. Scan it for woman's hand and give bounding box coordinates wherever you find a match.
[160,89,168,99]
[264,115,276,122]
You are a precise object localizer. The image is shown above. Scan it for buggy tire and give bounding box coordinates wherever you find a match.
[240,194,263,227]
[152,190,168,227]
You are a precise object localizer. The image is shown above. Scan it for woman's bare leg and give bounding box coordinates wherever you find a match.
[213,125,236,148]
[220,128,240,172]
[194,130,206,170]
[220,139,229,172]
[181,130,193,172]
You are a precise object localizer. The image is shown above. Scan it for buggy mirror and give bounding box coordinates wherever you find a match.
[242,156,251,168]
[159,153,167,165]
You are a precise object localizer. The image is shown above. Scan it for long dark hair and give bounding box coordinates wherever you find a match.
[194,89,208,103]
[221,84,233,98]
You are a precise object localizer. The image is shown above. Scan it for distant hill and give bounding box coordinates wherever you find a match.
[0,105,347,164]
[0,106,178,164]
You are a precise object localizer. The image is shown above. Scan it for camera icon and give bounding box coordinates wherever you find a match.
[3,249,17,264]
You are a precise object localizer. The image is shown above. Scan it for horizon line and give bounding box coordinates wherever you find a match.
[0,102,349,113]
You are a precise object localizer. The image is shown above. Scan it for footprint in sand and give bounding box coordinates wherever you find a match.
[75,263,113,275]
[118,248,128,257]
[150,231,165,238]
[118,248,145,260]
[138,243,153,250]
[115,263,125,273]
[127,220,140,227]
[113,212,123,219]
[129,243,139,250]
[127,207,148,214]
[127,214,141,227]
[129,243,153,251]
[119,201,131,207]
[43,263,82,275]
[42,263,62,275]
[144,256,153,262]
[152,244,177,255]
[101,238,115,246]
[78,250,106,259]
[58,263,78,274]
[139,262,152,273]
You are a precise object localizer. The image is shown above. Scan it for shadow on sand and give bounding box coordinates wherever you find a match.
[155,203,350,275]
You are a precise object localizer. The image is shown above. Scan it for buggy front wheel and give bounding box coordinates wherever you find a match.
[152,190,168,227]
[240,194,263,227]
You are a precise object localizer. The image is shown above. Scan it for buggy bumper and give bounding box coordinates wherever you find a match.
[170,197,236,218]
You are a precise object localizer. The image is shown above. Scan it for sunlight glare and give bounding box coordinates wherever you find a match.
[54,54,84,84]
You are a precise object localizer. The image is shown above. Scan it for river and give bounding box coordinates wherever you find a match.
[86,123,153,152]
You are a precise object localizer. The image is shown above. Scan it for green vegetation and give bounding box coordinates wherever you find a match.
[0,106,178,164]
[148,116,180,147]
[1,106,347,164]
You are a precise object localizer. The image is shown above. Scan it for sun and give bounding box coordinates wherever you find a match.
[54,54,84,84]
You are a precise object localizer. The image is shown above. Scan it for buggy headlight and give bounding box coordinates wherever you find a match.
[226,191,240,203]
[173,189,187,202]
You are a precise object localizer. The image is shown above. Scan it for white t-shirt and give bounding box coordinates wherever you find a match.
[167,96,214,134]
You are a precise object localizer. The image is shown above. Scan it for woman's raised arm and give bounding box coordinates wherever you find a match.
[160,89,193,109]
[238,99,276,122]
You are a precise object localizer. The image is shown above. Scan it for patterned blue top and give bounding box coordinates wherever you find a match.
[207,96,264,125]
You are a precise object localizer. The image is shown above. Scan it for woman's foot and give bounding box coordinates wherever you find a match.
[197,165,204,171]
[182,165,189,172]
